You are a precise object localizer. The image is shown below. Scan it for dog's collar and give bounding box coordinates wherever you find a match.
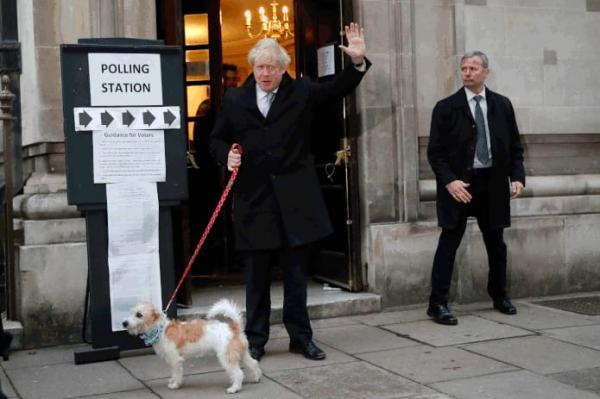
[139,323,164,346]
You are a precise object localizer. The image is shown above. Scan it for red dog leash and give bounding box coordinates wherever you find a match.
[164,143,243,314]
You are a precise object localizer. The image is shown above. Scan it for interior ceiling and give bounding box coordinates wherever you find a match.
[220,0,294,43]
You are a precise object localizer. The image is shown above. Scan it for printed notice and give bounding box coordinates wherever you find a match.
[106,182,162,331]
[317,44,335,77]
[93,129,166,183]
[88,53,163,106]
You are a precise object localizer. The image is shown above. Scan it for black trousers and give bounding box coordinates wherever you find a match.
[430,169,508,305]
[240,245,312,349]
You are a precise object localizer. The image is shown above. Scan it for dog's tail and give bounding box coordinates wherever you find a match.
[207,299,243,326]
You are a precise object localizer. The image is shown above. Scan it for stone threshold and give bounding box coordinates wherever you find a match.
[177,281,382,324]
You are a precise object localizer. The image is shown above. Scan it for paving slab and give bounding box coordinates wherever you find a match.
[352,309,430,326]
[357,345,516,384]
[0,368,16,398]
[549,367,600,396]
[118,353,222,381]
[462,335,600,374]
[476,303,598,331]
[2,344,87,370]
[258,337,355,373]
[543,324,600,350]
[432,370,600,399]
[311,315,362,329]
[384,316,532,347]
[146,371,302,398]
[72,389,160,398]
[268,361,450,399]
[5,361,144,399]
[314,324,418,354]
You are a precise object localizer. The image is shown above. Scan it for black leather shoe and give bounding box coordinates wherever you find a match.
[427,303,458,325]
[493,298,517,315]
[249,346,265,361]
[289,340,326,360]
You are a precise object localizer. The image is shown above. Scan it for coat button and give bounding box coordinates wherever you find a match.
[472,124,476,128]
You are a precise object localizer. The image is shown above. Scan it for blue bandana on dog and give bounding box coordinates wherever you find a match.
[139,323,164,346]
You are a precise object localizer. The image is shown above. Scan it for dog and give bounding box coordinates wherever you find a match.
[122,299,262,393]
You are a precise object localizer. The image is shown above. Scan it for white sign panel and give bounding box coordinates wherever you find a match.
[93,130,166,183]
[106,182,162,331]
[88,53,163,106]
[74,106,181,131]
[317,44,335,77]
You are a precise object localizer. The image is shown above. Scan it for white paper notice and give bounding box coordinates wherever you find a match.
[93,130,166,183]
[106,182,162,332]
[88,53,163,106]
[317,44,335,77]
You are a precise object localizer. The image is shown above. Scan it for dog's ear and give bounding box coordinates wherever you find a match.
[150,307,161,323]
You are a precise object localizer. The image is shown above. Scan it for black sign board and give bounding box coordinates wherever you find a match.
[60,38,186,363]
[61,39,187,205]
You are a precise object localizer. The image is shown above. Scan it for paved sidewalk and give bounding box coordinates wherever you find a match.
[2,294,600,399]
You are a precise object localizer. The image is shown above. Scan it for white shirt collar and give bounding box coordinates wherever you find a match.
[465,86,486,102]
[256,85,278,99]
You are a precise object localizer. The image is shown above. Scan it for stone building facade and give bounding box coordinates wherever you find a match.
[6,0,600,347]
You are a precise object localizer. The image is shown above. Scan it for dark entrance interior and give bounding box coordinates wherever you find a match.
[156,0,363,304]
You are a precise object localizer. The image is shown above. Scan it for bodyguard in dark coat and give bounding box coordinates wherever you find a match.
[426,51,525,325]
[209,23,369,361]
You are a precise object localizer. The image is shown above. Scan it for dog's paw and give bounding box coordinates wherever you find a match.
[168,379,181,390]
[226,385,241,394]
[250,368,262,383]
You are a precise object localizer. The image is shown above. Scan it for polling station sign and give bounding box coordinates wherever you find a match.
[88,53,163,106]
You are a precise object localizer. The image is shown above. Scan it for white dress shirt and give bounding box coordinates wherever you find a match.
[256,85,278,117]
[465,86,493,168]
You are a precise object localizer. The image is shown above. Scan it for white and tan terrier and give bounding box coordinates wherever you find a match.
[122,299,262,393]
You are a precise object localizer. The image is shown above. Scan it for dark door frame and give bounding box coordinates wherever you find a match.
[294,0,363,291]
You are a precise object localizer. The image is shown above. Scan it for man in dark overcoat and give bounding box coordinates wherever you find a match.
[209,23,369,360]
[426,50,525,325]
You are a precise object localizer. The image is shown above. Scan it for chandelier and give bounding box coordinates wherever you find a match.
[244,1,294,40]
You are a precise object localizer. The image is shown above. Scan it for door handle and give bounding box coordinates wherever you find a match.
[334,138,351,166]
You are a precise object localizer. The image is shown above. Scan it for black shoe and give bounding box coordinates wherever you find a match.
[289,340,326,360]
[427,303,458,325]
[493,298,517,315]
[249,346,265,361]
[0,333,12,361]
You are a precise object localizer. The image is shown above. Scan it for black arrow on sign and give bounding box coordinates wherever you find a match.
[163,109,177,126]
[122,110,135,127]
[101,110,114,127]
[143,110,156,126]
[78,110,93,127]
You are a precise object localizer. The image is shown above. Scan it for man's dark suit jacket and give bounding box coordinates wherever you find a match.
[209,60,370,250]
[427,87,525,230]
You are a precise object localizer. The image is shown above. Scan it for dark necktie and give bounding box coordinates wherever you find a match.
[474,95,490,165]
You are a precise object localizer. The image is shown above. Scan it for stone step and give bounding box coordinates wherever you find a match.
[177,282,381,323]
[4,319,23,350]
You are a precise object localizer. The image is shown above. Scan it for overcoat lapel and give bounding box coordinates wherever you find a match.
[240,82,264,120]
[450,88,475,125]
[265,73,293,122]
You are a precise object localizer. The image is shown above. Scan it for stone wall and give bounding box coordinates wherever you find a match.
[356,0,600,305]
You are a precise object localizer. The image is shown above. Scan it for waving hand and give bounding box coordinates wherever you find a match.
[339,22,366,65]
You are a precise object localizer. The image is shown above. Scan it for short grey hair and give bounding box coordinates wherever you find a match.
[248,38,291,68]
[461,51,489,69]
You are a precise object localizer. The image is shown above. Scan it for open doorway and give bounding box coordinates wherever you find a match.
[156,0,363,305]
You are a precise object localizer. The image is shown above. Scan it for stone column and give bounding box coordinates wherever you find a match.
[354,0,421,290]
[15,0,155,347]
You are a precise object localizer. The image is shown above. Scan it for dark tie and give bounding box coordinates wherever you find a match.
[474,95,490,165]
